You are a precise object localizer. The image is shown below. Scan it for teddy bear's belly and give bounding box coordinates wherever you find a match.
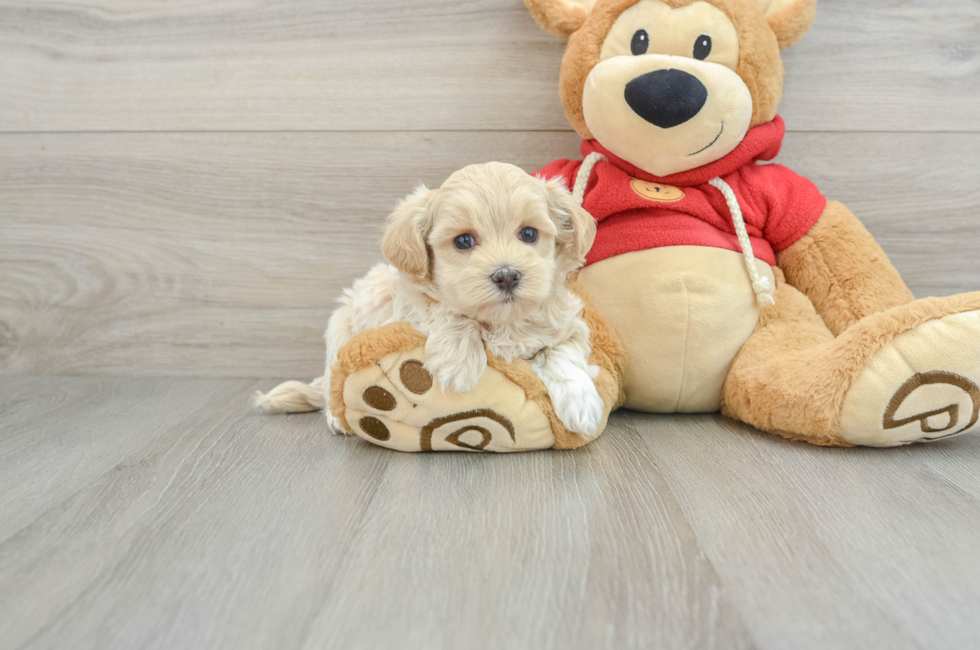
[578,245,775,413]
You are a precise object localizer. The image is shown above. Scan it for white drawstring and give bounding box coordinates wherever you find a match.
[708,177,775,306]
[572,152,607,206]
[572,157,774,307]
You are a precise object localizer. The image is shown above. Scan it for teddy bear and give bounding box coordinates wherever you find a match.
[327,0,980,451]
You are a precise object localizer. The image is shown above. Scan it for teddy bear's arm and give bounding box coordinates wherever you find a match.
[775,200,915,336]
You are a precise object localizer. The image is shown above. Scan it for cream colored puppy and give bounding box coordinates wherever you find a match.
[257,162,605,438]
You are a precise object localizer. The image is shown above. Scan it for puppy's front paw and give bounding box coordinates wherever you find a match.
[424,348,487,394]
[550,378,605,440]
[326,411,347,435]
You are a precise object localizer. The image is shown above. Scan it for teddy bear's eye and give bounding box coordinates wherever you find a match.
[630,29,649,56]
[693,34,712,60]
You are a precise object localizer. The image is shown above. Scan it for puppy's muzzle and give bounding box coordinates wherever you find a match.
[624,69,707,129]
[491,267,521,293]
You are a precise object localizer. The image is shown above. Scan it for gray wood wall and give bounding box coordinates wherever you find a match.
[1,0,978,378]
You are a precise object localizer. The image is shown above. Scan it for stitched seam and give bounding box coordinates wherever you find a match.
[376,359,419,409]
[808,229,859,331]
[672,276,690,412]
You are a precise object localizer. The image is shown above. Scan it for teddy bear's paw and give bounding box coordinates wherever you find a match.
[840,308,980,447]
[338,346,557,452]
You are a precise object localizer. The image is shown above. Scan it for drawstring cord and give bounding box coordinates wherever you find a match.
[572,152,607,205]
[707,177,775,305]
[570,157,775,306]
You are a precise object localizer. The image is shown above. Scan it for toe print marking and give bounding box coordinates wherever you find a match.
[444,426,493,451]
[419,409,515,452]
[399,360,433,395]
[359,416,391,441]
[884,371,980,440]
[362,386,396,411]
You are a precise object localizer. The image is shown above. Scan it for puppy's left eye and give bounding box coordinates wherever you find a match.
[693,34,712,60]
[519,227,538,244]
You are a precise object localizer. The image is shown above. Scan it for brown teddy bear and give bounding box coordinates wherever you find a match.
[327,0,980,450]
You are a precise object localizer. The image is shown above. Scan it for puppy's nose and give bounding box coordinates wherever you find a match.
[624,69,707,129]
[491,267,521,292]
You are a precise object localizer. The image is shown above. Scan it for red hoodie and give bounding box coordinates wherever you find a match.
[535,116,827,267]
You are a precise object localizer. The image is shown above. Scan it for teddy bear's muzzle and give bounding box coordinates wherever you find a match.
[624,68,708,129]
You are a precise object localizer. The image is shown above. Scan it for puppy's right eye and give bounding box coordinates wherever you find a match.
[631,29,649,56]
[453,233,476,251]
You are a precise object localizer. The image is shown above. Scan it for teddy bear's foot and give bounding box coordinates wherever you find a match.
[341,348,555,452]
[725,284,980,448]
[328,322,622,452]
[840,308,980,446]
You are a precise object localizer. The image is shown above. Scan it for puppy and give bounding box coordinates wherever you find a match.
[256,162,605,438]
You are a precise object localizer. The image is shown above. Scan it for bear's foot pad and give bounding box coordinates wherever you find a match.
[341,346,557,452]
[841,310,980,446]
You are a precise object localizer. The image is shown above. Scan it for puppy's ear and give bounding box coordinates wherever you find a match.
[542,178,596,271]
[755,0,817,49]
[525,0,596,38]
[382,184,435,281]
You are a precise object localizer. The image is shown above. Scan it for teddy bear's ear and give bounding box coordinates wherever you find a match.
[756,0,817,49]
[525,0,597,38]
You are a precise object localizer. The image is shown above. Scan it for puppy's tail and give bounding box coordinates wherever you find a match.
[254,376,326,413]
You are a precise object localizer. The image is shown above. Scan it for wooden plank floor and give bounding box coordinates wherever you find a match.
[3,377,980,649]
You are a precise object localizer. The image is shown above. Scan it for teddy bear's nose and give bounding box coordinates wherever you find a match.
[624,69,708,129]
